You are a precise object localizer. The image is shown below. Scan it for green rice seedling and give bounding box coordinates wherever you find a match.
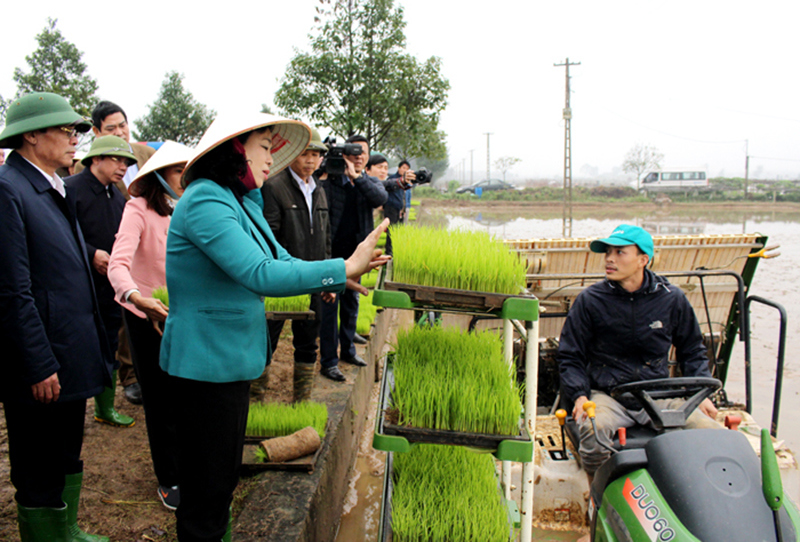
[361,270,379,289]
[391,326,522,436]
[410,199,420,207]
[356,290,377,335]
[264,294,311,313]
[246,401,327,438]
[390,226,526,295]
[152,286,169,307]
[392,445,510,541]
[254,446,269,463]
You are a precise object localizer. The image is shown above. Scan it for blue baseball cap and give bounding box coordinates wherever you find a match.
[590,224,654,259]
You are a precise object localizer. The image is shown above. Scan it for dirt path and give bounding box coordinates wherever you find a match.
[0,333,297,542]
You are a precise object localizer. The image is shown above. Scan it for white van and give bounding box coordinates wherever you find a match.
[641,168,708,190]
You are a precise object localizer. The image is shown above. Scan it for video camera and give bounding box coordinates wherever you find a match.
[322,136,363,176]
[410,167,432,185]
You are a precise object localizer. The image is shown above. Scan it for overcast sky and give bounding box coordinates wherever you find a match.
[2,1,798,182]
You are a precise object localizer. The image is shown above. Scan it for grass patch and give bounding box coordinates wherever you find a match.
[245,401,327,438]
[392,444,510,541]
[390,226,526,294]
[393,326,521,435]
[264,294,311,312]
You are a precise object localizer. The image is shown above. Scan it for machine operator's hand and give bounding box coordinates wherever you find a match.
[573,395,589,422]
[699,397,718,419]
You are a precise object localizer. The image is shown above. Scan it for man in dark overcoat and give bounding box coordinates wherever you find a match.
[0,92,114,541]
[66,136,138,427]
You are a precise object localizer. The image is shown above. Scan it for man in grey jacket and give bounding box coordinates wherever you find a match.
[260,128,333,398]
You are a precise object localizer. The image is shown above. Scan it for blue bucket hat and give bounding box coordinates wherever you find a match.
[589,224,654,259]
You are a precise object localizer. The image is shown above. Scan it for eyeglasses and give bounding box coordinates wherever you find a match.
[105,155,136,167]
[56,124,91,138]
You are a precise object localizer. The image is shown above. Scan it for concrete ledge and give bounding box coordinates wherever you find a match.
[234,308,391,541]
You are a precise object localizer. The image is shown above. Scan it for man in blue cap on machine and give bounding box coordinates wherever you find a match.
[558,224,720,483]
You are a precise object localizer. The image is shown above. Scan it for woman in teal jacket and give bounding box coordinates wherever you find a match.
[160,113,388,541]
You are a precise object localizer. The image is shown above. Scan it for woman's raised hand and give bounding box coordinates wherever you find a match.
[344,218,391,280]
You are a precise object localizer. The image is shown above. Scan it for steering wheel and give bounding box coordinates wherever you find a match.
[610,377,721,432]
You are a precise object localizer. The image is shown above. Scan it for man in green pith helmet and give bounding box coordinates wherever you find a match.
[0,92,113,541]
[261,127,334,401]
[66,136,138,428]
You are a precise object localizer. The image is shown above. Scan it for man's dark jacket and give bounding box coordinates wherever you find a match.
[261,169,330,261]
[558,269,710,404]
[383,173,406,211]
[322,172,387,251]
[0,152,114,403]
[65,168,126,310]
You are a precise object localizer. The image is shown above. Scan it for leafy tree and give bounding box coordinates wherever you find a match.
[10,18,99,118]
[622,143,664,191]
[275,0,449,162]
[134,71,215,145]
[494,156,521,181]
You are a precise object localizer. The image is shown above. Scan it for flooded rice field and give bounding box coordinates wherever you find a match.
[337,203,800,540]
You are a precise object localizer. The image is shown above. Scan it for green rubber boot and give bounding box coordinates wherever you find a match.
[93,370,135,427]
[292,362,316,403]
[221,507,232,542]
[17,504,69,542]
[62,472,109,542]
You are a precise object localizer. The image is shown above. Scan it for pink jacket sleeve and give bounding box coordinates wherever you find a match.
[109,200,147,317]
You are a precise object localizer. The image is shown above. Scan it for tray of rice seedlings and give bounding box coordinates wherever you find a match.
[378,445,520,542]
[373,226,537,320]
[241,401,328,473]
[356,290,378,337]
[372,327,532,462]
[264,294,315,321]
[361,269,379,289]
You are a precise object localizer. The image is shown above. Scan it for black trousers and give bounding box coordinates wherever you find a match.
[123,309,179,487]
[169,376,250,542]
[4,398,86,508]
[267,294,321,366]
[319,286,359,369]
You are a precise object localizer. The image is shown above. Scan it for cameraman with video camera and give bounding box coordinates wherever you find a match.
[318,135,387,381]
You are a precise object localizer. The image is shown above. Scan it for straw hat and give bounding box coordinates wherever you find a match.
[183,113,311,183]
[129,141,192,198]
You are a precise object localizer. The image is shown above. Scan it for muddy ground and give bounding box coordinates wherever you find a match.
[0,328,297,542]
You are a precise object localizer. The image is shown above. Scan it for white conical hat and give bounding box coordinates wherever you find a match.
[183,113,311,183]
[128,141,193,198]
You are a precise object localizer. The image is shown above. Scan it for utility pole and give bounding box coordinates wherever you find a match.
[484,133,493,180]
[554,58,580,237]
[469,149,474,182]
[744,139,750,200]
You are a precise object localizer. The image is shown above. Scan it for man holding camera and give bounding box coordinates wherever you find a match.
[319,135,387,381]
[380,158,416,255]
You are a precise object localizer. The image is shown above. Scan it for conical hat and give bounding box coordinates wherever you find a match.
[183,113,311,183]
[129,141,192,197]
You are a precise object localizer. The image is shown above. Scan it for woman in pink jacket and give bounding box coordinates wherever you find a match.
[108,141,190,512]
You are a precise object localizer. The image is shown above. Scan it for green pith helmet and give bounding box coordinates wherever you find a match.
[0,92,92,148]
[307,128,327,153]
[81,135,137,166]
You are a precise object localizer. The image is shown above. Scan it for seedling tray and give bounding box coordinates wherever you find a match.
[240,438,322,474]
[377,452,520,542]
[373,260,538,320]
[264,310,315,321]
[372,356,533,462]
